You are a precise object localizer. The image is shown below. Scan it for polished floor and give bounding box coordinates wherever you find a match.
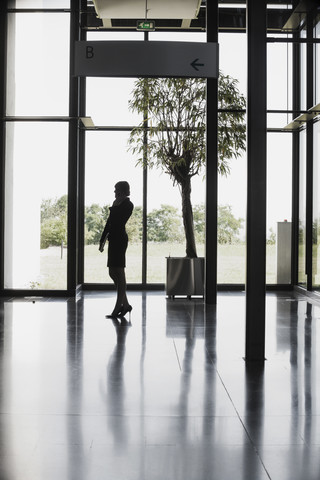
[0,290,320,480]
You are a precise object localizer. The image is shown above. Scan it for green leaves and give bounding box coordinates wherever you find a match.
[128,77,206,185]
[128,74,246,181]
[85,203,108,244]
[40,196,68,248]
[218,205,244,244]
[147,205,184,242]
[217,73,246,175]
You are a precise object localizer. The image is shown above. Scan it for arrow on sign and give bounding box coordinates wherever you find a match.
[190,58,205,71]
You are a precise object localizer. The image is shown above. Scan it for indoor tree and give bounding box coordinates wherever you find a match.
[128,74,246,258]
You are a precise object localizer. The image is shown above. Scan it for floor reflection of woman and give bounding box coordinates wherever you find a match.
[99,181,133,319]
[103,318,131,446]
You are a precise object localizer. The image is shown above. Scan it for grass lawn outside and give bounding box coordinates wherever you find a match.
[39,242,279,289]
[39,247,67,289]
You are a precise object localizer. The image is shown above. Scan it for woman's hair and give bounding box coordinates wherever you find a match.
[115,181,130,196]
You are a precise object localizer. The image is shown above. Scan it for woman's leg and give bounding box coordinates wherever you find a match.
[118,268,130,309]
[108,267,118,286]
[109,267,129,314]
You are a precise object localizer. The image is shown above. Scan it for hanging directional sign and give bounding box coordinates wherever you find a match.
[73,41,219,79]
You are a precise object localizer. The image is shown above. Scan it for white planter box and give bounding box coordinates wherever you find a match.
[166,257,204,298]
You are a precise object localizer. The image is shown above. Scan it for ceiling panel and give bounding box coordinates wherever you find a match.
[92,0,202,19]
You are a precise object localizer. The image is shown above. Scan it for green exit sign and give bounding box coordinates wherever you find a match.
[136,20,155,31]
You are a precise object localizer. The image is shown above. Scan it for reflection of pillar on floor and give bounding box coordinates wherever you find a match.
[66,300,85,480]
[0,303,13,473]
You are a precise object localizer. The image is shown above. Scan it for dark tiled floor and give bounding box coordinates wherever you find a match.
[1,290,320,479]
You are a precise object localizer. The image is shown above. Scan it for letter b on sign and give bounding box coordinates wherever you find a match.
[86,46,94,59]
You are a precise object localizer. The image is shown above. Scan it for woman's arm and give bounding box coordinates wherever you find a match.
[99,218,110,252]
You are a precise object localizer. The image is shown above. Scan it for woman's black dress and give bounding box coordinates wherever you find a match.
[100,197,133,268]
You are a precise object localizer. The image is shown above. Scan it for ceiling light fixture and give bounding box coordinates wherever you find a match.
[92,0,201,20]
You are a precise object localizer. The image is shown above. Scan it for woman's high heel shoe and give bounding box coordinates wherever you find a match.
[105,306,123,319]
[119,305,132,318]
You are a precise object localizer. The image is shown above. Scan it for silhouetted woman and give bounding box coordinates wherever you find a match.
[99,181,133,318]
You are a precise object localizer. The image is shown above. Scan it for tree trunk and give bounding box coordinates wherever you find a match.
[180,177,197,258]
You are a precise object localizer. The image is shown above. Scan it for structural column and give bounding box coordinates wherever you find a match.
[291,15,300,287]
[142,32,149,287]
[67,0,82,293]
[205,0,218,305]
[305,11,314,290]
[0,1,7,290]
[76,0,88,287]
[245,0,267,361]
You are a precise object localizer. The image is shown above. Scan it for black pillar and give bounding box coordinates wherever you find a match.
[205,0,218,305]
[0,1,7,291]
[142,32,149,287]
[67,0,81,293]
[291,30,300,287]
[76,0,87,287]
[305,12,314,291]
[245,0,267,361]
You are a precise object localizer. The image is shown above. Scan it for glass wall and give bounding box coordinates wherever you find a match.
[147,164,205,283]
[86,77,141,126]
[6,13,70,116]
[84,131,143,284]
[313,120,320,288]
[300,29,307,113]
[312,18,320,289]
[297,29,306,285]
[314,20,320,105]
[4,8,70,290]
[216,32,247,285]
[4,123,69,290]
[83,30,248,285]
[147,32,207,283]
[12,0,69,7]
[298,128,307,286]
[267,38,292,112]
[5,5,320,291]
[84,32,143,284]
[266,38,293,284]
[266,133,292,284]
